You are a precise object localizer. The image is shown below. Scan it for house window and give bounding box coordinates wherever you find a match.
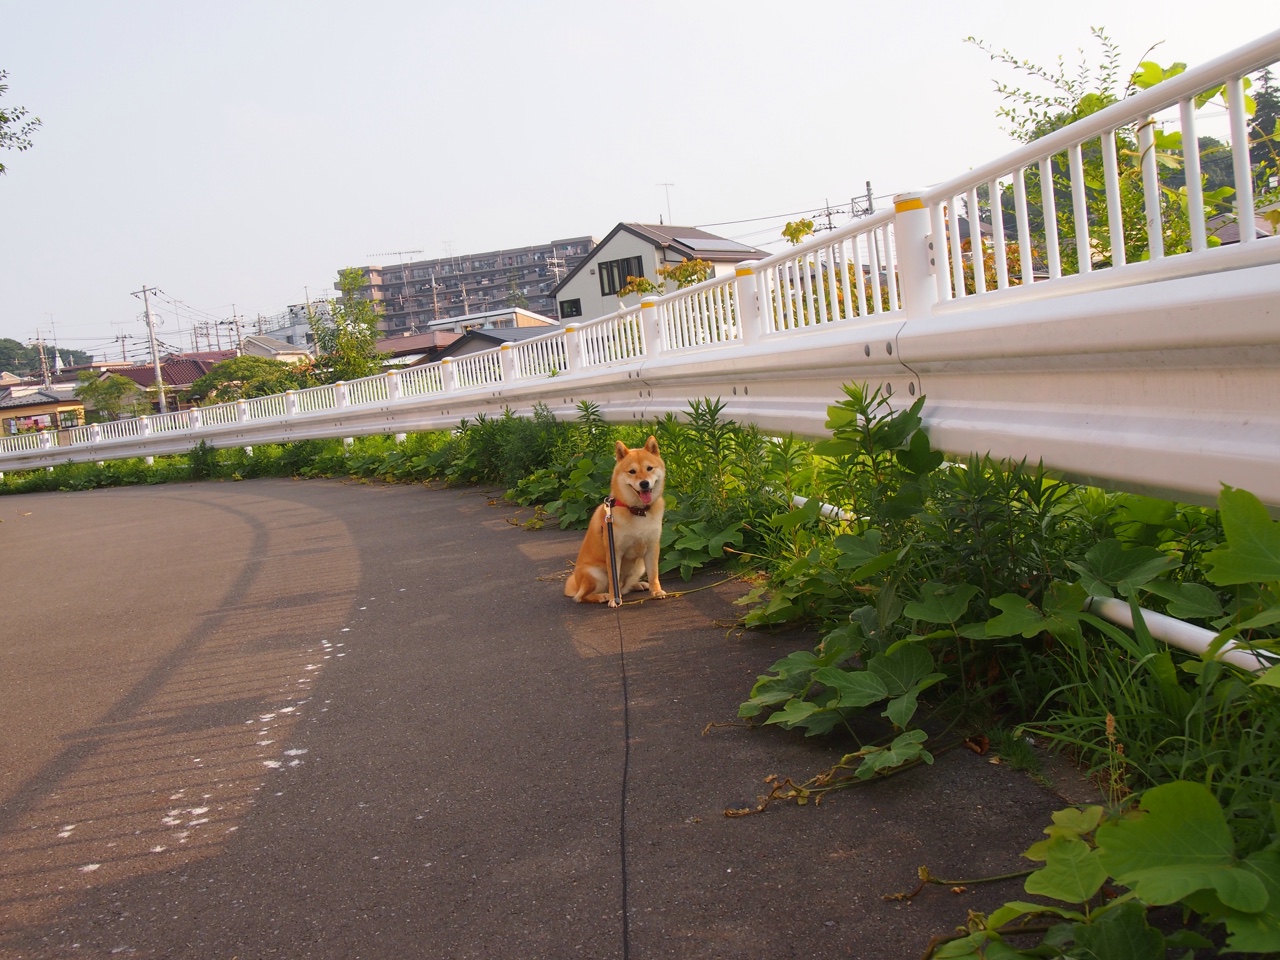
[559,298,582,319]
[598,256,644,296]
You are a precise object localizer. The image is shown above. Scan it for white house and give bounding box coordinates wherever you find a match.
[550,224,766,323]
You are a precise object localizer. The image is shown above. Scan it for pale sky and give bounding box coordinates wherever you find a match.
[1,1,1274,361]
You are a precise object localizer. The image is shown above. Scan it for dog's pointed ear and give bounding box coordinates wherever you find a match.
[644,435,659,455]
[615,440,629,461]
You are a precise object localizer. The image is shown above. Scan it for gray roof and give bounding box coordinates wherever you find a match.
[0,389,80,410]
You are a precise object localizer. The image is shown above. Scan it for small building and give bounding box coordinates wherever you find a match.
[415,326,558,363]
[421,306,559,336]
[550,224,766,324]
[100,359,220,412]
[241,335,314,364]
[377,330,460,368]
[0,389,85,436]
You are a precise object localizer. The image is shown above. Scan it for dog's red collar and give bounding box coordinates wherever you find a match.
[604,495,649,517]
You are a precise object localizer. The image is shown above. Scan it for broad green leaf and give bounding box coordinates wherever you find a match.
[1051,805,1105,837]
[1072,540,1179,595]
[895,427,944,476]
[1096,781,1268,912]
[1142,580,1224,620]
[867,645,935,697]
[1182,850,1280,952]
[818,622,865,663]
[762,697,823,728]
[1069,901,1166,960]
[1024,836,1107,903]
[986,901,1086,929]
[904,582,980,626]
[812,667,888,708]
[834,530,881,565]
[844,549,904,584]
[883,690,919,730]
[931,930,988,959]
[984,594,1048,638]
[771,496,823,530]
[1253,664,1280,689]
[855,729,932,778]
[1204,487,1280,585]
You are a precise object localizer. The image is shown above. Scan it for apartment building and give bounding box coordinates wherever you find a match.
[346,237,596,336]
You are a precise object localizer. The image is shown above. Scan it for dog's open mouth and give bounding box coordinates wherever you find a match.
[638,489,653,505]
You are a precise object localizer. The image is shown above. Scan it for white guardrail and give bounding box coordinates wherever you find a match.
[4,29,1280,509]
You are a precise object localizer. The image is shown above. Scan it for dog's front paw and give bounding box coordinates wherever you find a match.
[608,598,621,609]
[651,587,668,599]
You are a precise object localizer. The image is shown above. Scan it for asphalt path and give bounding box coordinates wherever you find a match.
[0,478,1072,959]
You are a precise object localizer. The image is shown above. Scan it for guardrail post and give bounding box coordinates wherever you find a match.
[189,407,203,430]
[335,381,349,409]
[640,299,662,356]
[237,399,249,424]
[440,358,458,393]
[893,192,939,321]
[735,262,761,345]
[563,326,583,374]
[387,370,402,402]
[499,343,517,382]
[38,430,53,450]
[285,390,298,416]
[90,423,102,443]
[141,417,152,438]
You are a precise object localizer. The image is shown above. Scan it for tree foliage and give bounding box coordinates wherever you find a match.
[0,338,91,377]
[310,268,383,383]
[616,258,715,298]
[189,355,311,404]
[74,372,149,422]
[0,69,41,175]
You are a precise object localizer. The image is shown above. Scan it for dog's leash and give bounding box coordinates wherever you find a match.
[603,496,622,607]
[602,494,631,959]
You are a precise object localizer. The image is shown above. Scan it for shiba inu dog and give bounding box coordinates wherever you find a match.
[565,436,667,607]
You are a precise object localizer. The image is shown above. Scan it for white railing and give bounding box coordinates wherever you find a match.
[512,331,569,379]
[755,208,902,332]
[3,29,1279,510]
[450,351,502,389]
[399,364,444,397]
[660,275,741,349]
[578,307,646,366]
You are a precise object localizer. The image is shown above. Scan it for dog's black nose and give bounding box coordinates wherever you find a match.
[639,480,650,490]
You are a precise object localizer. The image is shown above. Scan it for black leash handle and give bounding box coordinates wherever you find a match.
[604,496,621,606]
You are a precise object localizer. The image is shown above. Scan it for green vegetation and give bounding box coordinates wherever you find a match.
[188,354,311,403]
[0,69,40,175]
[2,390,1277,952]
[0,337,91,377]
[74,371,151,422]
[310,267,383,383]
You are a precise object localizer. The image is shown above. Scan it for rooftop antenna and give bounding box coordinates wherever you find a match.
[657,183,674,225]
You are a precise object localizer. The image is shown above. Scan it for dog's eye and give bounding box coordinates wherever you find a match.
[628,468,636,474]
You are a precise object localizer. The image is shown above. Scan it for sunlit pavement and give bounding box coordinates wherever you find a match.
[2,478,1066,959]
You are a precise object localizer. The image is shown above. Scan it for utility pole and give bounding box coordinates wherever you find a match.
[32,329,51,388]
[231,304,243,355]
[131,285,168,413]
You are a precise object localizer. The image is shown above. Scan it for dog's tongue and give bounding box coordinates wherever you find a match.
[638,490,653,505]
